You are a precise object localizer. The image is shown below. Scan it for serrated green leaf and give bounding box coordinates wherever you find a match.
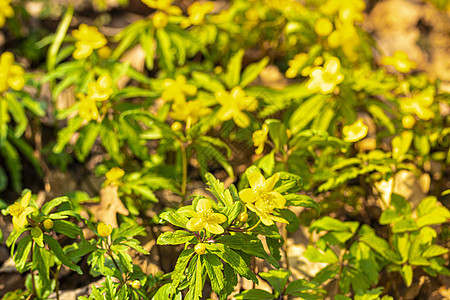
[284,194,320,213]
[171,248,195,288]
[379,209,402,225]
[259,269,290,294]
[303,245,338,264]
[400,264,413,287]
[422,245,448,258]
[240,57,270,87]
[13,235,32,272]
[43,234,82,274]
[157,231,195,245]
[42,196,70,215]
[52,220,81,239]
[203,253,224,295]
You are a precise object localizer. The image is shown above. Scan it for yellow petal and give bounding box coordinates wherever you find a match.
[196,198,212,212]
[233,111,250,128]
[211,213,227,224]
[270,215,289,224]
[263,173,279,191]
[13,213,28,231]
[20,191,32,207]
[248,172,264,189]
[73,43,93,59]
[267,191,286,208]
[204,222,224,234]
[239,188,258,203]
[186,217,205,232]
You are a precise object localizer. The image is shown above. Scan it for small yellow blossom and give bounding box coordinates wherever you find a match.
[186,198,227,234]
[162,75,197,103]
[78,92,98,121]
[252,123,269,155]
[215,87,258,128]
[381,51,417,73]
[181,2,214,28]
[327,21,360,59]
[169,100,212,129]
[97,222,113,237]
[0,0,14,28]
[321,0,366,24]
[306,57,344,94]
[315,18,333,36]
[239,172,287,226]
[72,24,107,60]
[343,118,368,142]
[97,46,111,59]
[88,74,113,101]
[0,52,25,93]
[402,115,416,129]
[105,167,125,186]
[8,191,36,231]
[153,11,168,29]
[285,53,308,78]
[400,90,434,120]
[141,0,182,16]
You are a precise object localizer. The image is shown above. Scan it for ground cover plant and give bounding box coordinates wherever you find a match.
[0,0,449,299]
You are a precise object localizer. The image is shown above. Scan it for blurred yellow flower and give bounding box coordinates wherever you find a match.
[239,172,287,226]
[141,0,182,15]
[252,123,269,155]
[327,21,360,59]
[381,51,417,73]
[0,52,25,93]
[215,87,258,128]
[400,90,434,120]
[186,198,227,234]
[285,53,308,78]
[181,2,214,28]
[315,18,333,36]
[97,222,112,237]
[88,74,113,101]
[153,11,168,29]
[321,0,365,24]
[78,92,98,121]
[105,167,125,186]
[343,118,368,142]
[169,100,211,129]
[162,75,197,103]
[307,57,344,94]
[72,24,107,60]
[0,0,14,28]
[8,191,36,231]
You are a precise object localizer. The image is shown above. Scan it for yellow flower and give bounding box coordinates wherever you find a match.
[327,21,360,59]
[72,24,107,60]
[141,0,182,16]
[285,53,308,78]
[8,191,36,231]
[78,92,98,121]
[252,123,269,155]
[381,51,417,73]
[306,57,344,94]
[315,18,333,36]
[0,52,25,93]
[215,87,258,128]
[321,0,365,24]
[88,74,113,101]
[162,75,197,103]
[169,100,212,129]
[343,118,368,142]
[239,172,287,226]
[186,198,227,234]
[97,222,113,237]
[105,167,125,186]
[181,2,214,28]
[400,90,434,120]
[0,0,14,28]
[153,11,168,29]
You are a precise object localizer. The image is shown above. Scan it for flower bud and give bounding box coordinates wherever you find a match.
[153,12,168,29]
[171,121,183,131]
[97,222,112,237]
[194,243,206,255]
[131,280,141,289]
[43,219,54,230]
[237,212,248,223]
[402,115,416,129]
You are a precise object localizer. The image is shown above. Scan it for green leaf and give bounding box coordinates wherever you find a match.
[414,134,430,156]
[422,245,448,258]
[255,151,275,176]
[303,245,339,264]
[157,231,195,245]
[75,121,101,162]
[216,234,279,268]
[285,279,320,296]
[240,57,270,87]
[130,184,159,202]
[47,6,73,70]
[156,28,174,72]
[206,243,258,283]
[309,217,358,233]
[275,209,299,232]
[52,220,82,239]
[53,116,84,153]
[203,253,224,295]
[205,173,233,206]
[265,119,287,152]
[171,249,195,289]
[0,139,22,192]
[220,201,242,226]
[191,71,225,92]
[273,172,303,193]
[392,131,413,161]
[43,234,82,274]
[379,209,402,225]
[185,256,203,300]
[390,193,411,215]
[100,119,123,164]
[400,264,413,287]
[393,233,410,263]
[13,235,32,272]
[152,283,182,300]
[5,93,27,138]
[222,49,244,89]
[234,289,275,300]
[392,218,417,233]
[159,210,189,228]
[42,196,70,215]
[259,269,290,294]
[284,194,320,214]
[0,166,7,192]
[367,104,395,134]
[140,28,155,69]
[289,95,328,134]
[31,227,44,248]
[32,245,51,289]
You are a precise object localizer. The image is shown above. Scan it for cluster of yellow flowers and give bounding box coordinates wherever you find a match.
[0,52,25,93]
[72,24,108,60]
[317,0,366,59]
[78,74,113,121]
[381,51,417,74]
[0,0,14,28]
[181,2,215,28]
[306,56,344,94]
[239,172,287,226]
[400,89,435,121]
[143,0,181,29]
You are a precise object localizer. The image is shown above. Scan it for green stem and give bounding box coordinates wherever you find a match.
[30,241,37,297]
[180,142,188,199]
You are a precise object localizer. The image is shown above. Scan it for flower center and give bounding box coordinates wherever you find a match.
[9,203,24,217]
[199,209,214,221]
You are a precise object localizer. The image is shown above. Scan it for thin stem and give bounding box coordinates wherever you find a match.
[282,225,290,271]
[180,142,188,199]
[31,241,37,297]
[53,265,62,300]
